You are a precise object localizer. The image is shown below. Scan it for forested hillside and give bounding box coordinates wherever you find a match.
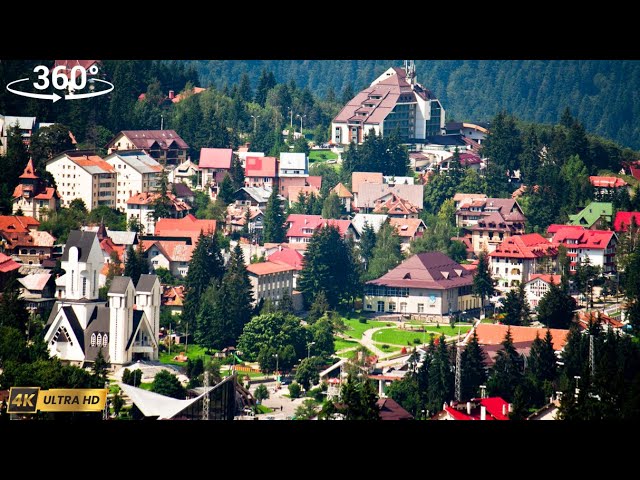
[192,60,640,150]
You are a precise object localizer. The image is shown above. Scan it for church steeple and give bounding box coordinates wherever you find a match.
[96,219,108,241]
[19,158,39,180]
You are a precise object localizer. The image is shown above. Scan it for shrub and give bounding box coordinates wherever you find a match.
[359,318,367,324]
[413,338,421,345]
[288,382,301,399]
[381,344,390,350]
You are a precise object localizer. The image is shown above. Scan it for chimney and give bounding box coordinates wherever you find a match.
[480,405,486,420]
[168,90,175,100]
[466,402,471,415]
[502,404,507,417]
[508,403,513,413]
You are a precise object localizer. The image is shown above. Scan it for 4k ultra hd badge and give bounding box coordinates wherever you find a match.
[7,387,40,414]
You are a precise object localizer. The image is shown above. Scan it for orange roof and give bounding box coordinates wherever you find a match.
[332,182,353,198]
[287,185,320,201]
[155,214,216,236]
[171,86,206,103]
[589,176,627,188]
[144,240,195,262]
[0,215,39,233]
[267,248,304,270]
[245,156,277,178]
[526,274,562,286]
[246,260,296,276]
[373,194,420,216]
[351,172,383,194]
[126,192,191,212]
[472,324,569,351]
[71,155,115,173]
[162,285,186,306]
[19,159,39,179]
[0,253,21,273]
[576,311,624,330]
[388,217,426,238]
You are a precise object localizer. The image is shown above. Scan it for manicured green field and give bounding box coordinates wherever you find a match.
[309,150,338,162]
[342,318,389,339]
[372,325,472,345]
[340,346,373,359]
[334,338,359,352]
[375,343,402,353]
[159,344,210,365]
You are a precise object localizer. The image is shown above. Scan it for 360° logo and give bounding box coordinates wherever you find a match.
[6,64,114,103]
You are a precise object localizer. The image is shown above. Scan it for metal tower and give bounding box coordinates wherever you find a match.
[202,371,210,420]
[455,343,462,402]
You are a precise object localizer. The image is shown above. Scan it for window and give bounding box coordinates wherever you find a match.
[91,333,96,347]
[96,333,102,347]
[103,334,108,347]
[388,302,396,312]
[377,301,384,313]
[417,303,424,313]
[82,277,87,297]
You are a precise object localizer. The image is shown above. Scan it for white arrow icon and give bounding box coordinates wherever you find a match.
[6,78,62,102]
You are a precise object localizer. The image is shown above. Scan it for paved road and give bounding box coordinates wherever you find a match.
[360,325,399,359]
[249,381,307,420]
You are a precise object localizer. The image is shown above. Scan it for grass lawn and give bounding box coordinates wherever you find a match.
[309,149,338,163]
[232,369,265,379]
[159,344,211,366]
[373,325,472,346]
[339,346,373,359]
[341,318,389,339]
[138,382,153,391]
[256,404,273,414]
[334,338,359,352]
[376,343,402,353]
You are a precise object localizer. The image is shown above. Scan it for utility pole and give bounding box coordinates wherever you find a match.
[455,343,462,402]
[202,371,210,420]
[288,107,293,128]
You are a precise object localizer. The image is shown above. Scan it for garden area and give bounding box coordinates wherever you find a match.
[309,149,338,163]
[158,344,211,366]
[372,324,472,346]
[340,317,390,339]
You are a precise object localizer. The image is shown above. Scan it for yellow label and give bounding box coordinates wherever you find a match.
[35,389,107,412]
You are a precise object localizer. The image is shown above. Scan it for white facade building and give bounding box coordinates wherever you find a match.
[46,152,116,210]
[104,152,162,211]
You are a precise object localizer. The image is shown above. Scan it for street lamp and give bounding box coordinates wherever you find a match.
[288,107,293,128]
[574,375,581,398]
[307,341,316,359]
[296,114,306,133]
[273,353,279,382]
[251,115,260,134]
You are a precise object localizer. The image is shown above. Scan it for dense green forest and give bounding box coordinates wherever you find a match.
[191,60,640,150]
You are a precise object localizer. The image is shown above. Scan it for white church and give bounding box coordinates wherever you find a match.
[44,230,161,367]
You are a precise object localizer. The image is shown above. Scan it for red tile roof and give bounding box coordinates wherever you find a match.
[373,194,420,216]
[0,253,20,273]
[388,217,426,238]
[126,192,191,213]
[614,211,640,232]
[199,148,233,169]
[285,214,353,239]
[589,176,627,188]
[154,214,216,236]
[442,397,510,421]
[0,215,39,233]
[351,172,383,194]
[489,234,557,259]
[332,182,353,198]
[526,274,562,286]
[576,311,624,330]
[367,252,473,290]
[162,285,185,306]
[19,159,39,179]
[552,227,616,250]
[267,248,304,270]
[547,224,584,235]
[171,87,206,103]
[143,240,195,262]
[245,156,277,178]
[472,324,568,351]
[246,260,296,276]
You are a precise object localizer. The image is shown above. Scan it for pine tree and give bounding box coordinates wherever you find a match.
[339,373,380,420]
[528,329,558,386]
[262,187,286,244]
[5,125,30,196]
[473,251,494,317]
[501,284,530,326]
[183,233,225,328]
[537,283,577,329]
[229,155,245,190]
[237,72,253,102]
[91,348,110,388]
[298,225,359,309]
[254,69,277,107]
[307,290,329,324]
[277,291,294,314]
[0,277,29,332]
[221,244,254,344]
[359,221,376,271]
[218,174,235,204]
[487,328,524,402]
[321,192,342,219]
[460,330,488,401]
[365,223,403,281]
[426,336,454,413]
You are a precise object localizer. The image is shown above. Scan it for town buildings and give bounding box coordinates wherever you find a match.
[551,226,617,274]
[106,130,189,166]
[104,152,163,211]
[12,159,60,219]
[246,260,295,307]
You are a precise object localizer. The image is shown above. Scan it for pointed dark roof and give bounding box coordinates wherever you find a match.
[61,230,98,262]
[61,306,85,352]
[108,276,132,295]
[376,397,414,420]
[96,221,108,240]
[136,274,158,293]
[84,306,111,362]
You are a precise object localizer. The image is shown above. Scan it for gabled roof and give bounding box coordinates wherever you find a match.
[576,311,624,330]
[2,115,36,131]
[83,226,137,246]
[388,217,426,238]
[279,152,307,172]
[442,397,510,421]
[285,214,353,239]
[145,240,195,263]
[373,194,420,216]
[136,274,158,293]
[376,397,414,420]
[0,215,40,232]
[30,230,56,247]
[525,274,562,286]
[171,86,207,103]
[351,172,383,194]
[126,192,191,214]
[0,253,20,273]
[357,183,424,210]
[569,202,612,228]
[199,148,233,169]
[51,152,115,175]
[109,276,133,295]
[114,130,189,150]
[589,176,627,188]
[162,285,185,306]
[172,182,195,198]
[19,159,39,179]
[105,151,163,174]
[613,211,640,232]
[332,182,353,198]
[61,230,98,262]
[267,248,304,270]
[234,187,272,204]
[154,214,216,236]
[552,227,616,250]
[489,234,557,259]
[118,382,203,419]
[287,185,320,202]
[245,156,277,178]
[367,252,473,290]
[547,224,584,235]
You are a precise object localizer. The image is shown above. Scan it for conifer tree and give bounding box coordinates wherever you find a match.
[262,187,286,244]
[460,330,488,401]
[487,328,524,402]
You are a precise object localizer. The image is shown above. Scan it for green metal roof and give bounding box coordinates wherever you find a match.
[569,202,613,228]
